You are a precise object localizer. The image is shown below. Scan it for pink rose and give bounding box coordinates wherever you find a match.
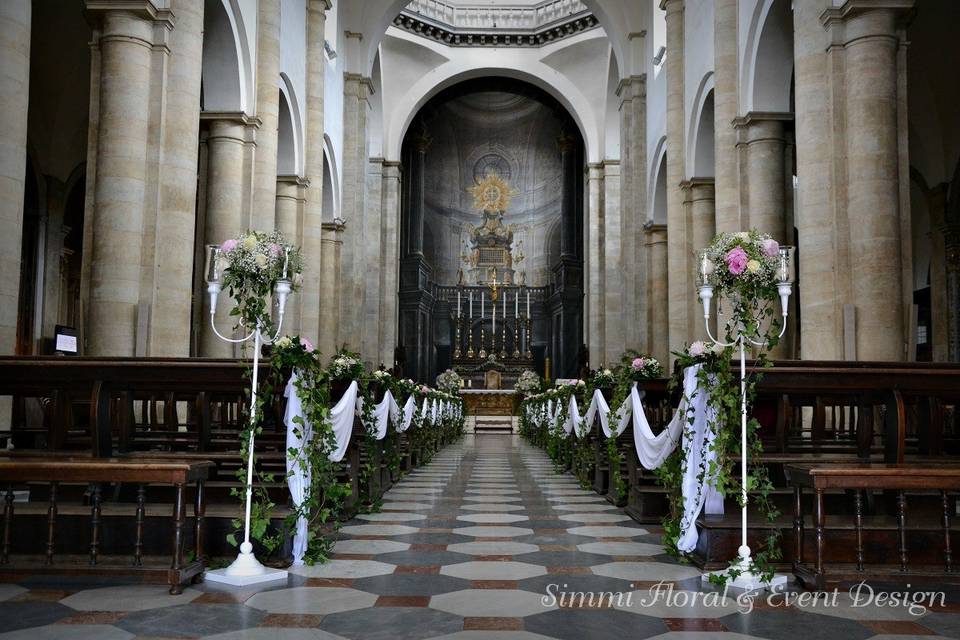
[761,238,780,258]
[269,242,283,257]
[725,247,749,275]
[420,385,430,394]
[299,336,314,352]
[632,357,645,371]
[689,341,706,357]
[221,238,239,252]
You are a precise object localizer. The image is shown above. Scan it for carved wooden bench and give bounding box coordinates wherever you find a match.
[0,457,213,594]
[785,463,960,589]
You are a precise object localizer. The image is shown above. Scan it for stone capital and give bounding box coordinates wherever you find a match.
[616,74,647,100]
[659,0,683,14]
[821,0,914,46]
[308,0,332,12]
[277,174,309,187]
[586,162,605,180]
[643,222,668,243]
[733,111,791,145]
[200,111,261,128]
[85,0,173,22]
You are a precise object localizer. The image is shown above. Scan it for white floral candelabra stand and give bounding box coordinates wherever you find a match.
[203,244,292,586]
[697,244,793,591]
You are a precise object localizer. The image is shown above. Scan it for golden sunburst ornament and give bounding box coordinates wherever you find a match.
[468,173,517,212]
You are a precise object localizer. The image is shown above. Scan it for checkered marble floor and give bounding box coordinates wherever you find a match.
[2,434,959,639]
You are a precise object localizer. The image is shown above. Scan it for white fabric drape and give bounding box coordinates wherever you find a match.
[328,380,360,463]
[523,365,723,552]
[283,372,311,565]
[397,396,416,432]
[673,365,724,552]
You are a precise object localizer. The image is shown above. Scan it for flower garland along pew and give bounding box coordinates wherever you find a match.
[519,231,792,587]
[270,344,463,566]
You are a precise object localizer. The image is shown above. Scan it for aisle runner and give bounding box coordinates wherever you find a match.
[526,364,723,551]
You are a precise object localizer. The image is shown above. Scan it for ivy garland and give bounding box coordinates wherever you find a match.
[655,229,788,585]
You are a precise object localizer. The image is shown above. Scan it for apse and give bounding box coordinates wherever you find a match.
[398,77,585,385]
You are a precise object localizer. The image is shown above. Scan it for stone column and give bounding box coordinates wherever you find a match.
[793,0,843,359]
[825,3,910,360]
[199,119,247,357]
[559,132,578,259]
[689,178,716,268]
[319,220,344,357]
[617,75,646,349]
[645,223,669,366]
[713,0,739,232]
[945,225,960,362]
[734,113,790,241]
[152,0,203,356]
[338,74,371,352]
[362,159,385,364]
[86,8,160,356]
[251,0,281,231]
[663,0,689,358]
[586,163,605,367]
[301,0,331,345]
[603,161,623,364]
[380,162,402,367]
[276,177,302,335]
[0,0,30,354]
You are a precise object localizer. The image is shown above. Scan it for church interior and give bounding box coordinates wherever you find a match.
[0,0,959,638]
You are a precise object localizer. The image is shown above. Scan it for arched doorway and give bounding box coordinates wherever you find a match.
[398,77,585,385]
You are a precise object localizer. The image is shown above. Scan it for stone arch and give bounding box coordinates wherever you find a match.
[385,63,599,163]
[649,137,667,224]
[687,73,715,177]
[322,134,340,222]
[277,73,304,176]
[201,0,254,114]
[604,49,621,160]
[741,0,793,113]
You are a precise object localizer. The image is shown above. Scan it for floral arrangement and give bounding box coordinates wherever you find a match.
[328,351,364,381]
[654,229,789,585]
[435,369,462,394]
[700,231,784,297]
[219,230,303,328]
[589,367,616,389]
[626,354,662,381]
[515,370,541,396]
[372,369,392,383]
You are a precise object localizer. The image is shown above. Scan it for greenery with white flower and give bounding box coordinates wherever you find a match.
[515,370,541,396]
[219,230,303,330]
[655,229,789,585]
[435,369,462,394]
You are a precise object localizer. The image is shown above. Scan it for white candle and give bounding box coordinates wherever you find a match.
[493,297,496,334]
[514,292,518,318]
[469,291,473,318]
[481,293,484,319]
[526,291,530,317]
[503,289,506,319]
[457,291,461,318]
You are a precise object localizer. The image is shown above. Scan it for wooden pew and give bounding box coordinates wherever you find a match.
[0,457,213,594]
[786,462,960,588]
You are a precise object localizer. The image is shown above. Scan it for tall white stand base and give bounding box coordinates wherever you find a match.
[701,569,788,591]
[205,546,288,587]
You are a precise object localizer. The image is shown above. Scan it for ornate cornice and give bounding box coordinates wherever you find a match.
[393,11,599,48]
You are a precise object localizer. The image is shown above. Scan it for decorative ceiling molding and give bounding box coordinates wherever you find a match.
[395,0,599,48]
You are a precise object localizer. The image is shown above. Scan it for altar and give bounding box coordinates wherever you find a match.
[461,389,518,417]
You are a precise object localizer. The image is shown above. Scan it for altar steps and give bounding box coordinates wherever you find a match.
[474,416,514,433]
